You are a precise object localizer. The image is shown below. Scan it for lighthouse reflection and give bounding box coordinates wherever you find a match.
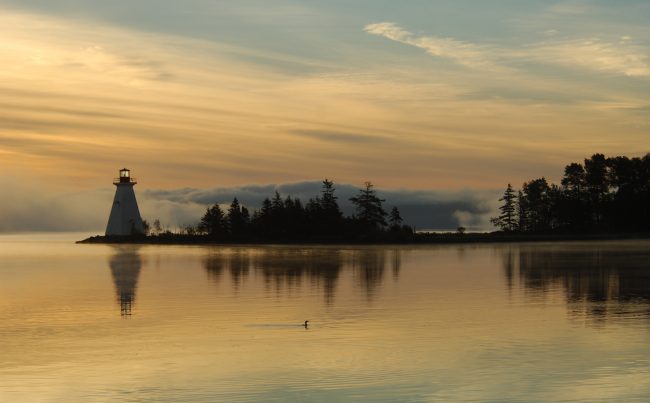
[108,247,142,317]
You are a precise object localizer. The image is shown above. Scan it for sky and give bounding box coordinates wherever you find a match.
[1,0,649,232]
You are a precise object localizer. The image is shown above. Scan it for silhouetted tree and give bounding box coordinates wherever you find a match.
[270,191,286,237]
[519,178,552,232]
[516,190,526,231]
[283,195,307,239]
[227,197,246,237]
[389,206,403,231]
[241,206,250,226]
[199,203,226,237]
[498,153,650,234]
[350,182,387,231]
[152,219,162,235]
[253,197,273,237]
[562,163,586,194]
[186,178,419,241]
[490,183,518,231]
[556,162,589,230]
[320,179,341,214]
[584,153,610,226]
[317,179,343,236]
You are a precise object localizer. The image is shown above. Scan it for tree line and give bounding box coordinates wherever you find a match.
[183,180,412,241]
[491,153,650,233]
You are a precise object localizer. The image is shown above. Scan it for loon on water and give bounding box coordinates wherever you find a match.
[304,320,309,328]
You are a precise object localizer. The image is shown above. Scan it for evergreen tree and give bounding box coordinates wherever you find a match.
[349,182,387,230]
[198,203,226,236]
[256,198,273,237]
[490,184,518,231]
[241,206,250,225]
[227,197,245,237]
[284,196,307,238]
[319,179,343,236]
[561,163,586,194]
[152,219,162,235]
[389,206,404,231]
[320,179,341,215]
[517,190,528,232]
[519,178,552,232]
[495,153,650,234]
[558,162,588,230]
[271,191,284,211]
[260,197,272,217]
[270,191,286,237]
[584,153,610,227]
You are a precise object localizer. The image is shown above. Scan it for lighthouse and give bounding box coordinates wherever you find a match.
[105,168,145,236]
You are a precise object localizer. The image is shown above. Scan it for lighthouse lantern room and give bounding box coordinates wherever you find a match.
[106,168,145,236]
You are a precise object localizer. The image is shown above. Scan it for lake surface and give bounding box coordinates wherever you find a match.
[1,234,650,402]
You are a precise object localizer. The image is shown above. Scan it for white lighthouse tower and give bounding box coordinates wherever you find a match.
[105,168,145,236]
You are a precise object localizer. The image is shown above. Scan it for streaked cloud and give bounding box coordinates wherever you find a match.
[532,38,650,77]
[364,22,499,70]
[365,21,650,78]
[289,130,390,144]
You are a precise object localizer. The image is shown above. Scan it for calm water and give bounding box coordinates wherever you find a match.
[1,234,650,402]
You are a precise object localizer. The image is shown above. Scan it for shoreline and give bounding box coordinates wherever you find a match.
[76,232,650,246]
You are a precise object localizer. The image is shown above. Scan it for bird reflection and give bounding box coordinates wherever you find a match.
[504,244,650,322]
[202,247,401,304]
[109,247,142,317]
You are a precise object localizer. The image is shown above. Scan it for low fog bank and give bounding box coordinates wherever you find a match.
[0,177,499,233]
[146,182,500,231]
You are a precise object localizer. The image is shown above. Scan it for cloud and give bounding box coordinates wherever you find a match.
[364,22,498,70]
[364,22,650,78]
[289,130,389,144]
[144,181,499,231]
[549,1,591,15]
[532,38,650,77]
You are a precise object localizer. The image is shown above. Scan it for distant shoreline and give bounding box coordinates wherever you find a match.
[76,232,650,245]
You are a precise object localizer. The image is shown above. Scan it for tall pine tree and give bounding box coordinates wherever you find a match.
[350,182,387,230]
[490,184,518,231]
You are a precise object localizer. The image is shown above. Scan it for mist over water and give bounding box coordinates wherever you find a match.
[1,235,649,402]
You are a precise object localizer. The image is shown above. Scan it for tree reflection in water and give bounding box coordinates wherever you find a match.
[254,249,342,304]
[503,244,650,323]
[202,247,402,304]
[351,249,386,300]
[204,252,226,282]
[391,248,402,279]
[229,251,250,289]
[108,247,142,317]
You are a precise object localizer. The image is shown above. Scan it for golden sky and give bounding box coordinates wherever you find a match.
[0,1,649,231]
